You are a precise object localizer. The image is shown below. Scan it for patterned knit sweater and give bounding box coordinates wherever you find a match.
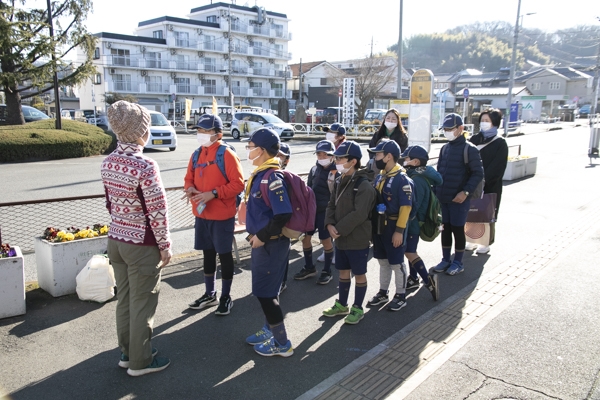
[101,142,172,251]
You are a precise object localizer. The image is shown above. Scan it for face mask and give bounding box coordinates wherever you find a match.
[247,147,261,162]
[444,130,457,141]
[403,160,410,167]
[384,121,397,131]
[479,122,492,132]
[375,158,387,170]
[196,133,214,147]
[336,163,350,174]
[326,132,337,142]
[317,158,332,167]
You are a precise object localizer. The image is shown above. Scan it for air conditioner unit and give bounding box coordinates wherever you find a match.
[140,70,147,77]
[171,72,177,79]
[104,42,112,49]
[109,68,116,74]
[168,25,174,31]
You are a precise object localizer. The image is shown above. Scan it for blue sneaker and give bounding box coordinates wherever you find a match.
[431,259,451,273]
[446,261,464,276]
[119,348,158,369]
[254,337,294,357]
[245,324,273,345]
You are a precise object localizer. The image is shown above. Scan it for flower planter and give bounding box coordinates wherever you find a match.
[524,156,537,177]
[502,159,526,181]
[34,236,108,297]
[0,246,26,319]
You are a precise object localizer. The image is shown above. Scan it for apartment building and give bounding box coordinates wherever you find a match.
[78,2,292,119]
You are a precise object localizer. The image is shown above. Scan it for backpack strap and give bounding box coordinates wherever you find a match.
[463,143,469,165]
[258,168,278,208]
[215,144,228,181]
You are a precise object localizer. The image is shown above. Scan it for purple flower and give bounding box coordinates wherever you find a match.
[8,248,17,257]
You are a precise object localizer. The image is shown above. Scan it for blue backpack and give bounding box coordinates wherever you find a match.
[191,144,242,207]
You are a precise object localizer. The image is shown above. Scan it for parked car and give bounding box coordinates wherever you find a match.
[0,104,50,124]
[145,111,177,151]
[231,111,294,141]
[578,105,591,119]
[363,109,387,123]
[306,109,324,124]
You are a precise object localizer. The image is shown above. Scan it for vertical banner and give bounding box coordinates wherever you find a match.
[510,103,519,122]
[185,98,193,121]
[343,78,356,128]
[408,69,434,153]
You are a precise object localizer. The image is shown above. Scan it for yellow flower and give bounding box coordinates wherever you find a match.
[87,231,96,238]
[65,233,75,241]
[100,226,108,235]
[57,231,66,238]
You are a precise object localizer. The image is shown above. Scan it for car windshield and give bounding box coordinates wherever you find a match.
[151,113,170,126]
[26,108,49,119]
[262,114,284,124]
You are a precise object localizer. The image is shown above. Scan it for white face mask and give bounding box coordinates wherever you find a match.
[247,147,261,162]
[335,163,350,174]
[196,133,214,147]
[403,160,410,166]
[384,121,397,131]
[317,158,332,167]
[479,122,492,132]
[326,132,337,142]
[444,130,457,141]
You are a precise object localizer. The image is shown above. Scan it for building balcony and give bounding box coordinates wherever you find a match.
[231,86,249,97]
[201,41,226,52]
[232,45,249,55]
[249,87,272,97]
[250,67,273,77]
[166,37,201,50]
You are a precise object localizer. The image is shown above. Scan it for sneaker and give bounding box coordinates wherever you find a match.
[254,337,294,358]
[119,348,158,369]
[431,259,451,273]
[214,295,233,315]
[476,245,490,254]
[367,291,389,306]
[317,251,335,264]
[446,260,465,276]
[387,295,407,311]
[406,276,420,290]
[127,356,170,377]
[465,242,478,251]
[188,293,218,310]
[426,274,439,301]
[279,282,287,295]
[344,306,365,324]
[317,271,332,285]
[245,325,273,345]
[322,300,350,317]
[294,267,317,280]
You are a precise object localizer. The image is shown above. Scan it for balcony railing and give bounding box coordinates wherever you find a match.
[252,47,270,57]
[233,45,248,55]
[166,37,200,50]
[114,81,133,91]
[146,83,171,93]
[250,87,270,97]
[232,87,248,96]
[253,25,270,36]
[251,67,272,77]
[202,41,225,52]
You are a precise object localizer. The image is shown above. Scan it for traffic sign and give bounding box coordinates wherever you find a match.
[463,89,469,99]
[338,89,342,97]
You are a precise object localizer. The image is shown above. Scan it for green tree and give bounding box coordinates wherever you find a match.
[30,95,45,111]
[103,92,139,105]
[0,0,97,125]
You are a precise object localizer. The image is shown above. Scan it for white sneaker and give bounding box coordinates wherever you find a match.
[465,242,478,251]
[476,245,490,254]
[316,251,335,264]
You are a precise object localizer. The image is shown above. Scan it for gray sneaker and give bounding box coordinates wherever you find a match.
[127,356,171,377]
[387,295,407,311]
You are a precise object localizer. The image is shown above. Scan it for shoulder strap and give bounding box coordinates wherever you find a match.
[259,168,278,207]
[215,144,228,180]
[463,143,469,165]
[191,147,201,171]
[476,135,501,151]
[353,176,368,191]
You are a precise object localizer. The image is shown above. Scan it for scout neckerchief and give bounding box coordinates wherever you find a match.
[244,157,281,202]
[375,164,402,193]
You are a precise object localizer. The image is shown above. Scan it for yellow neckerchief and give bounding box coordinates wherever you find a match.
[244,157,281,202]
[376,164,403,193]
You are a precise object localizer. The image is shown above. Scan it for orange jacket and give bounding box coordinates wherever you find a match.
[184,140,245,220]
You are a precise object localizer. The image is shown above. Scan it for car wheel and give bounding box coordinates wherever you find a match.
[283,138,291,142]
[169,147,176,151]
[231,129,240,140]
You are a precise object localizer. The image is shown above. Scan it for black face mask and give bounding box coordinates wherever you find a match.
[375,158,387,170]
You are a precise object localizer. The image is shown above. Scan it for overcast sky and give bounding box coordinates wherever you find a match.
[61,0,600,63]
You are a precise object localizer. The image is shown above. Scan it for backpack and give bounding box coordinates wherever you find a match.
[192,144,242,207]
[259,169,317,240]
[442,143,485,200]
[412,175,442,242]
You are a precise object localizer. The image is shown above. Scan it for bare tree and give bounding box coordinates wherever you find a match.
[327,56,397,121]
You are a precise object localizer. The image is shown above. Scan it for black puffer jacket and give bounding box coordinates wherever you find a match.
[435,135,484,203]
[307,161,338,213]
[469,133,508,196]
[369,126,408,154]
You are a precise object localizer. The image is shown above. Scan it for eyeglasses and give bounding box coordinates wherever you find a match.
[335,156,348,161]
[245,145,257,150]
[443,128,455,132]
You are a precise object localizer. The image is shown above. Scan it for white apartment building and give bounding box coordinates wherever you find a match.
[78,3,292,119]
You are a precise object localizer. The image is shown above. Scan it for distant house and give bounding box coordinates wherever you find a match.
[455,86,532,122]
[288,61,342,110]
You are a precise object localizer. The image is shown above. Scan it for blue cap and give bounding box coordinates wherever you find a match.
[367,139,401,158]
[442,113,463,129]
[334,140,362,160]
[323,123,346,135]
[315,140,335,155]
[248,128,280,153]
[278,142,291,157]
[401,145,429,161]
[192,114,224,130]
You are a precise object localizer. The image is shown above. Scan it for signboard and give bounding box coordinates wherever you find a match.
[510,103,519,123]
[390,99,409,118]
[342,78,356,127]
[463,88,469,99]
[408,69,434,153]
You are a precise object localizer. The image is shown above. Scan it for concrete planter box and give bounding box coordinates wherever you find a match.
[0,246,26,319]
[34,236,108,297]
[503,159,526,181]
[524,156,538,177]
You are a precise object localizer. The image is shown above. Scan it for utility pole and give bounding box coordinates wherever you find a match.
[299,58,303,106]
[46,0,62,129]
[504,0,522,137]
[227,6,235,110]
[370,36,373,58]
[396,0,403,99]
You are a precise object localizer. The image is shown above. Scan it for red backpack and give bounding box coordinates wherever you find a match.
[259,169,317,239]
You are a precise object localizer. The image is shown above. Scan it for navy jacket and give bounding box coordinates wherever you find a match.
[307,161,338,213]
[435,135,484,203]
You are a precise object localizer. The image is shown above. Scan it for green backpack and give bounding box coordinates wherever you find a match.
[413,175,442,242]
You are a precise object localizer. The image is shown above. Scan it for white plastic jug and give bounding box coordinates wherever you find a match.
[76,254,116,303]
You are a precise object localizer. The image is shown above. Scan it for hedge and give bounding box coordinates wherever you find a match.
[0,120,115,163]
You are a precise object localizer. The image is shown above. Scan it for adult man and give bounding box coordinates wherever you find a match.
[184,114,244,315]
[431,113,484,276]
[244,128,294,357]
[102,101,172,376]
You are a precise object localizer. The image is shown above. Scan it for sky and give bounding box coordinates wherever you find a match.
[52,0,600,63]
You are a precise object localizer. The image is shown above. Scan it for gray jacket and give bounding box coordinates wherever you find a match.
[325,168,376,250]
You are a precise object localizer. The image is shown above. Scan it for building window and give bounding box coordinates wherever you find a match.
[174,31,189,48]
[93,73,101,84]
[145,76,162,92]
[93,47,100,59]
[206,15,217,23]
[146,52,162,68]
[532,82,540,90]
[201,78,216,94]
[549,82,560,90]
[271,82,283,97]
[320,78,328,86]
[203,35,215,50]
[204,57,216,72]
[175,77,190,93]
[111,48,130,66]
[153,30,163,39]
[113,74,131,91]
[273,24,284,38]
[176,55,189,70]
